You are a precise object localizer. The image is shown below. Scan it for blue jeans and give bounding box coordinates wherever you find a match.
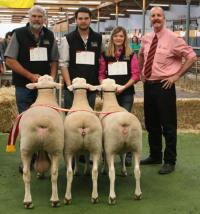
[15,87,37,113]
[63,89,97,109]
[116,93,134,112]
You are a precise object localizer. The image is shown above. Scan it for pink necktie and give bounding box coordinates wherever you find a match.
[144,34,158,79]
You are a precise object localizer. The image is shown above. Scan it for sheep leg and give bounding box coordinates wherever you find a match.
[22,154,33,209]
[91,153,99,203]
[107,154,116,205]
[133,152,142,200]
[64,155,73,205]
[50,154,60,207]
[121,154,127,176]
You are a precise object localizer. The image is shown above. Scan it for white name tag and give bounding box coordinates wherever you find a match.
[30,47,48,61]
[108,61,128,75]
[76,51,95,65]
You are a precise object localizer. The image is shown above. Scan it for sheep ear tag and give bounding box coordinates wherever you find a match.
[26,83,37,89]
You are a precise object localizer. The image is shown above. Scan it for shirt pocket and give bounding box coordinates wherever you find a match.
[155,49,170,64]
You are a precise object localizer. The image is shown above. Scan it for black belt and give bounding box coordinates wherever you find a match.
[145,80,163,84]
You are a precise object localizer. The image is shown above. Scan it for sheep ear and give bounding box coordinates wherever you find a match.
[87,84,101,91]
[116,84,125,91]
[54,83,62,89]
[86,84,98,91]
[26,83,37,89]
[67,85,73,91]
[96,85,102,91]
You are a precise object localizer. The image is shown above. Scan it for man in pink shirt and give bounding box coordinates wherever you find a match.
[138,7,196,174]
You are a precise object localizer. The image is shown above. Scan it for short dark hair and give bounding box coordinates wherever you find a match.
[75,7,91,19]
[5,31,13,39]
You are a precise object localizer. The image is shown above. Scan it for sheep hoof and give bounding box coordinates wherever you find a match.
[24,202,34,209]
[51,200,60,207]
[108,197,116,205]
[64,198,72,205]
[134,194,142,200]
[91,197,99,204]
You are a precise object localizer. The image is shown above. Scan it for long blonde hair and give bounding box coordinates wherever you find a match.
[106,26,132,58]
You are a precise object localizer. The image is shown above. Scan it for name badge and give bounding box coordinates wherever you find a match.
[108,61,128,75]
[76,51,95,65]
[30,47,48,61]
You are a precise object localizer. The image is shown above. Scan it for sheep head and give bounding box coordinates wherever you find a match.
[26,75,62,89]
[101,78,124,92]
[68,77,97,91]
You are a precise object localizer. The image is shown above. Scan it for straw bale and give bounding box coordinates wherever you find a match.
[132,98,200,131]
[177,99,200,130]
[96,97,200,131]
[94,95,103,111]
[0,87,18,132]
[177,76,200,91]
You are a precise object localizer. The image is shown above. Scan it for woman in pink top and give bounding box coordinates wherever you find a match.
[98,26,140,166]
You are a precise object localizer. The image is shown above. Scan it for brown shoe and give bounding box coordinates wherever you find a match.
[140,156,162,165]
[158,164,175,174]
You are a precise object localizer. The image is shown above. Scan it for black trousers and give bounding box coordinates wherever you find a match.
[144,82,177,165]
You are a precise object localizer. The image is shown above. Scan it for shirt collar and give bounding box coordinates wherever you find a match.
[154,27,166,39]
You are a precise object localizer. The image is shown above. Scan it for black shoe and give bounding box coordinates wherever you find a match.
[158,164,175,174]
[140,156,162,165]
[125,152,132,167]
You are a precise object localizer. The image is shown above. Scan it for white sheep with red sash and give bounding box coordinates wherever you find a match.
[7,75,64,208]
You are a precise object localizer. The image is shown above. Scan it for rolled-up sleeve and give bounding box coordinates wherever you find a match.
[173,36,196,60]
[130,53,140,81]
[59,37,69,68]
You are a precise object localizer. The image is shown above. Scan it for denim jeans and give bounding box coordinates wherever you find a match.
[116,93,134,112]
[63,89,97,109]
[15,87,37,113]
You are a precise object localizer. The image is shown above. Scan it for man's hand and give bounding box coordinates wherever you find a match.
[116,86,126,95]
[161,74,180,89]
[29,74,41,83]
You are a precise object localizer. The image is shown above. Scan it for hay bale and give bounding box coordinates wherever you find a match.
[132,98,145,129]
[132,98,200,131]
[94,95,103,111]
[177,76,200,91]
[0,87,18,132]
[96,96,200,131]
[177,99,200,130]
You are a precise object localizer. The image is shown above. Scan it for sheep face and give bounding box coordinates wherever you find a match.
[68,77,97,91]
[101,78,124,92]
[26,75,61,90]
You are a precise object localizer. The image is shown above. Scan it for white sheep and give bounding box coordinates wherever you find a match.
[18,75,64,208]
[99,78,142,204]
[63,77,102,204]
